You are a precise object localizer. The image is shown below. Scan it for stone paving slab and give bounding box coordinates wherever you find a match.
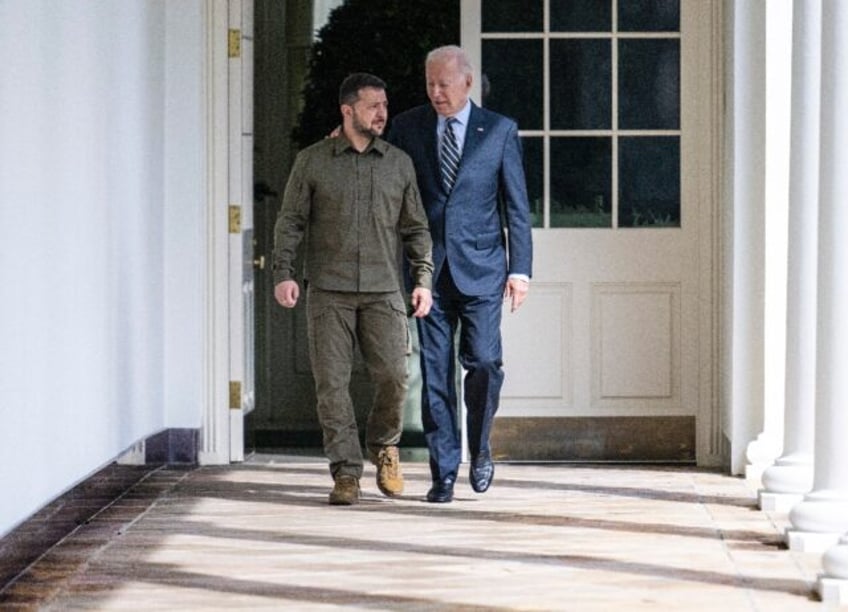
[0,456,838,611]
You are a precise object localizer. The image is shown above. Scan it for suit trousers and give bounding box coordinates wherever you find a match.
[306,287,410,480]
[417,266,504,481]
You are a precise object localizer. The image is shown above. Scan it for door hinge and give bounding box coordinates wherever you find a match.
[229,205,241,233]
[228,29,241,58]
[229,380,242,409]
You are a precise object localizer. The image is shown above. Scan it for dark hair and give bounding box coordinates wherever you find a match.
[338,73,386,106]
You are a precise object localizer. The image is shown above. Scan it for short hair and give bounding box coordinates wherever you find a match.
[339,73,386,106]
[426,45,474,77]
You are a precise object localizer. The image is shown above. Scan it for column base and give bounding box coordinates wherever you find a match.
[785,529,842,552]
[745,462,767,491]
[818,577,848,604]
[789,495,848,535]
[760,456,813,496]
[759,491,803,513]
[744,434,780,490]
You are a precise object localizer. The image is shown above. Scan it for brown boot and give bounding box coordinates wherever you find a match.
[329,475,360,505]
[375,446,404,497]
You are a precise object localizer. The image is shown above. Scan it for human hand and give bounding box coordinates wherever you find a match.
[274,280,300,308]
[504,277,529,313]
[410,287,432,318]
[327,125,341,139]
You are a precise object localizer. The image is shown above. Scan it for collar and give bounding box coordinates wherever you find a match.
[439,99,472,129]
[333,133,389,156]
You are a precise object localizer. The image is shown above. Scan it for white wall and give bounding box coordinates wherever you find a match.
[163,1,207,429]
[0,0,207,537]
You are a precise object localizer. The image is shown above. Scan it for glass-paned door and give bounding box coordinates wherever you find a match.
[461,0,721,465]
[480,0,680,228]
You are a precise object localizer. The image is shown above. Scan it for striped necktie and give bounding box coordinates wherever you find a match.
[440,117,460,193]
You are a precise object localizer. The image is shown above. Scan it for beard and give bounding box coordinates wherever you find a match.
[351,114,385,138]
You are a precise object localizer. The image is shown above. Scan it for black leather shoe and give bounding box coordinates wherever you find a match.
[426,478,455,503]
[469,453,494,493]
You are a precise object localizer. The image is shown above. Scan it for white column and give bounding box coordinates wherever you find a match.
[759,0,820,513]
[821,535,848,603]
[812,1,848,603]
[728,0,769,478]
[787,0,848,557]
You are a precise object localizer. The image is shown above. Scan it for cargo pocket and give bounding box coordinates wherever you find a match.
[388,298,412,356]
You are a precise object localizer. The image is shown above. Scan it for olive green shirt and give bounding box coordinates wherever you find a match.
[272,135,433,292]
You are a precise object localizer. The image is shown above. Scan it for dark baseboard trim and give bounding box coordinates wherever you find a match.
[491,415,696,463]
[145,428,199,465]
[250,429,427,451]
[251,418,695,463]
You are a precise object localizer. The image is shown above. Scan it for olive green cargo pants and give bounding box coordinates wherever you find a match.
[306,287,410,479]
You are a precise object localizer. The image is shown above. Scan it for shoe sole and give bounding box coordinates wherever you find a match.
[376,482,403,497]
[471,479,492,493]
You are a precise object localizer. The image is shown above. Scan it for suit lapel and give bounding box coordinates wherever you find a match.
[458,103,486,178]
[423,103,486,195]
[420,109,441,192]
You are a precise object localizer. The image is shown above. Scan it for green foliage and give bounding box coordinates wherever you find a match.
[628,207,679,227]
[292,0,459,149]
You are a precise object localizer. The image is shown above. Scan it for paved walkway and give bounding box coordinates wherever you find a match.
[0,455,839,610]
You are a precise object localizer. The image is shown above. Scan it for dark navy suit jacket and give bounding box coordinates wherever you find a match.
[389,102,533,296]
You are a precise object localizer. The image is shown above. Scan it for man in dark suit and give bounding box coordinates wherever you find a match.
[389,45,533,503]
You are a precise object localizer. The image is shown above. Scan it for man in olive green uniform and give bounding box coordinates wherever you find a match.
[272,73,433,505]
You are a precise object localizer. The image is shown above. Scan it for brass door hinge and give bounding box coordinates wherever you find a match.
[229,381,242,409]
[229,205,241,233]
[228,29,241,58]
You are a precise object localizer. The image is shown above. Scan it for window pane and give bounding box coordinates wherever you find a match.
[482,0,542,32]
[551,39,611,130]
[619,137,680,227]
[521,136,543,227]
[619,39,679,129]
[551,0,611,32]
[550,137,612,228]
[619,0,680,32]
[482,40,543,130]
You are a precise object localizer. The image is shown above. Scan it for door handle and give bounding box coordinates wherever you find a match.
[253,255,266,270]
